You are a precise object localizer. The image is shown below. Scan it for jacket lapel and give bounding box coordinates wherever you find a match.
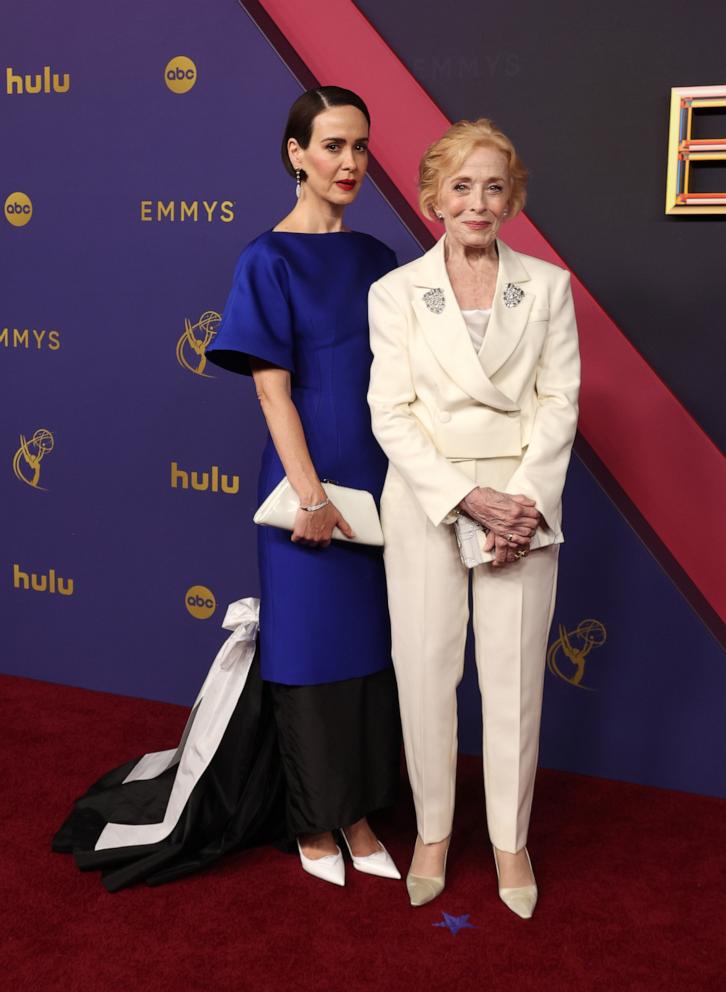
[411,235,519,412]
[479,239,533,379]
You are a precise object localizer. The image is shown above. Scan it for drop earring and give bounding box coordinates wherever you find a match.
[295,168,302,199]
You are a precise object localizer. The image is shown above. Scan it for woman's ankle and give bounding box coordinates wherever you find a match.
[343,818,379,857]
[298,831,337,858]
[411,834,450,876]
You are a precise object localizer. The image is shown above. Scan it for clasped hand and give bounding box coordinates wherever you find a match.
[291,501,354,548]
[459,487,541,569]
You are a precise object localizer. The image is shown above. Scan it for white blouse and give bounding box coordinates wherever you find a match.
[460,307,492,355]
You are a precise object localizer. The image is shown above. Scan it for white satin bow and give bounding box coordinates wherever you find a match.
[95,597,261,851]
[219,597,260,670]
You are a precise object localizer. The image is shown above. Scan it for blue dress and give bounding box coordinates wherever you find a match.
[206,230,398,686]
[50,231,402,875]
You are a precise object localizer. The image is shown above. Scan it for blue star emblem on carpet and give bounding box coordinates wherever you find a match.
[432,913,477,936]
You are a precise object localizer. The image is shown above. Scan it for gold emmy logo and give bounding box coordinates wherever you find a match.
[547,619,607,691]
[4,192,33,227]
[185,584,216,620]
[12,428,54,490]
[164,56,197,94]
[176,310,220,376]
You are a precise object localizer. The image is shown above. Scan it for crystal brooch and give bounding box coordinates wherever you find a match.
[423,288,446,314]
[502,283,524,308]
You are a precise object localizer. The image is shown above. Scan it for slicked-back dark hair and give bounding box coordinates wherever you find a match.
[281,86,371,182]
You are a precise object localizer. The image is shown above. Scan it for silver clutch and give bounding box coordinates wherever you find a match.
[454,514,495,567]
[253,477,384,546]
[454,514,561,567]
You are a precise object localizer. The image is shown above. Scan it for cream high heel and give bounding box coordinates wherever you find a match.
[406,835,450,907]
[492,844,538,919]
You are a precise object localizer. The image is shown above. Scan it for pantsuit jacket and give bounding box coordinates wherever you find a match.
[367,234,580,537]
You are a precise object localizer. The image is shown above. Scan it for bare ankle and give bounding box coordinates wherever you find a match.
[343,818,379,857]
[410,834,450,877]
[344,817,368,838]
[299,831,337,859]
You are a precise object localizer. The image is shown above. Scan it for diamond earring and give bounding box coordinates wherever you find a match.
[295,168,302,199]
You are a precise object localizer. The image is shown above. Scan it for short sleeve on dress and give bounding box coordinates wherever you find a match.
[205,241,294,376]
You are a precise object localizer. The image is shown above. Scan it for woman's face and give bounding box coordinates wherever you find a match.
[434,145,511,250]
[290,105,369,207]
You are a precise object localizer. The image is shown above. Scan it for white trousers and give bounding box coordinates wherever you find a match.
[381,459,559,853]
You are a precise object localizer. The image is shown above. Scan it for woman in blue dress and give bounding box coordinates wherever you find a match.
[52,87,401,891]
[205,87,402,885]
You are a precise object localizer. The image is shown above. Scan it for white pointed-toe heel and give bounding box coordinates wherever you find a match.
[340,830,401,880]
[297,838,345,887]
[492,844,538,919]
[406,836,450,907]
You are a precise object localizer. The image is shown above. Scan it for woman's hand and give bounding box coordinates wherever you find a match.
[249,360,355,549]
[291,501,355,548]
[460,487,540,546]
[484,530,531,568]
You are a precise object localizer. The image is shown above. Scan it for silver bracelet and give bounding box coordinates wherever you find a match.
[300,497,330,512]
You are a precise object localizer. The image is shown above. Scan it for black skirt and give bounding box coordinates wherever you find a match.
[270,666,401,837]
[52,642,401,892]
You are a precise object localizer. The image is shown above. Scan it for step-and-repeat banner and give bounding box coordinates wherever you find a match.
[3,0,724,798]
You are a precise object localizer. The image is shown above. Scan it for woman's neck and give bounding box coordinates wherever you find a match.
[274,199,348,234]
[444,233,498,268]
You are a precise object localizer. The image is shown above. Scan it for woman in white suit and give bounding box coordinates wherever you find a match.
[367,118,580,917]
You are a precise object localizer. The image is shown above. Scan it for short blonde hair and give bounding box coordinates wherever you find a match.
[418,118,528,221]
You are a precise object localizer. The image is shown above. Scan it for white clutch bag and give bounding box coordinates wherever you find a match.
[253,477,384,546]
[454,514,560,568]
[454,514,496,567]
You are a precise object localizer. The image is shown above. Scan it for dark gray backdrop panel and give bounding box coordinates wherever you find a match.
[357,0,726,451]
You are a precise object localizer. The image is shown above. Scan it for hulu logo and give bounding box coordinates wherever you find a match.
[170,461,240,494]
[6,66,70,94]
[13,563,74,595]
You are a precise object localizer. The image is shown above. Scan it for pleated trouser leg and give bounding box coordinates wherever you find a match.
[382,462,560,851]
[381,468,469,844]
[472,543,559,853]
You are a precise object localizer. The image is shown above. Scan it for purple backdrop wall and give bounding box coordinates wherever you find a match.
[3,1,724,799]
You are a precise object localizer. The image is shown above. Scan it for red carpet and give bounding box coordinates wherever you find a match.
[2,672,725,992]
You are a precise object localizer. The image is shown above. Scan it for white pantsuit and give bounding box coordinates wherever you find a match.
[367,234,580,852]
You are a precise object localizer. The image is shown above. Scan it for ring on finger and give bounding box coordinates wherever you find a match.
[506,532,515,543]
[515,549,528,559]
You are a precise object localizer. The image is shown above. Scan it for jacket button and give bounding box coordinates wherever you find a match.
[437,409,452,423]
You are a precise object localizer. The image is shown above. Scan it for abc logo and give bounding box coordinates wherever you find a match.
[185,584,216,620]
[164,56,197,94]
[4,192,33,227]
